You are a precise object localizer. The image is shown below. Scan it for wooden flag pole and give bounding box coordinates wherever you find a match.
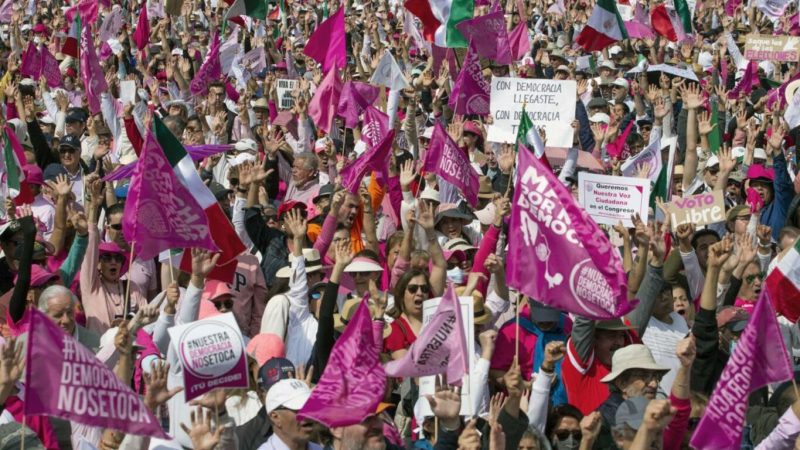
[123,242,136,319]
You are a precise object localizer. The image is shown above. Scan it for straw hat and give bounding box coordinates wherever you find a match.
[334,298,391,337]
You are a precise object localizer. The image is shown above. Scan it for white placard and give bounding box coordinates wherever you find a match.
[417,296,475,418]
[276,79,298,110]
[120,80,136,105]
[647,64,699,82]
[487,77,577,148]
[578,172,651,228]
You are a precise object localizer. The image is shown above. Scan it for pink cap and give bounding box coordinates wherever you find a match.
[15,264,59,287]
[246,333,286,366]
[24,165,43,186]
[198,299,222,319]
[746,164,775,182]
[201,279,232,302]
[98,241,130,276]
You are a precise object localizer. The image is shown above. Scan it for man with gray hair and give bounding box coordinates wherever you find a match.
[38,285,100,352]
[284,151,321,213]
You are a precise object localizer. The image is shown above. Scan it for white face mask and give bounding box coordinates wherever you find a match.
[446,267,465,285]
[553,435,580,450]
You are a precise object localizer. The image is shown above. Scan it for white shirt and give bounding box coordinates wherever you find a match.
[285,256,318,368]
[641,312,689,395]
[30,194,55,240]
[257,433,323,450]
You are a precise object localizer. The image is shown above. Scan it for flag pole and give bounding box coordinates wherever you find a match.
[21,414,25,450]
[793,379,800,401]
[167,251,175,285]
[123,242,136,318]
[515,295,521,361]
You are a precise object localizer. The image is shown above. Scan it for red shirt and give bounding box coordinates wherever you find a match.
[562,338,612,415]
[384,316,416,354]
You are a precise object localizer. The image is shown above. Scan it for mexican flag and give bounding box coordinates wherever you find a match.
[404,0,473,47]
[516,105,551,170]
[1,127,32,206]
[707,102,721,154]
[651,3,690,42]
[153,117,245,283]
[62,13,81,59]
[766,237,800,323]
[225,0,269,20]
[575,0,628,51]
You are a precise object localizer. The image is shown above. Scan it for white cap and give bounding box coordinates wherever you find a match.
[600,60,616,70]
[422,127,434,140]
[759,61,775,79]
[265,379,312,414]
[228,153,256,167]
[589,113,611,124]
[420,187,440,202]
[731,146,746,160]
[609,45,623,56]
[754,147,768,160]
[698,51,713,71]
[705,155,719,168]
[612,77,629,89]
[556,65,570,73]
[353,140,368,157]
[171,48,183,56]
[235,138,258,153]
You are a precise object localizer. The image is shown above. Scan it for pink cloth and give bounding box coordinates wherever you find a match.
[5,395,60,449]
[734,297,756,314]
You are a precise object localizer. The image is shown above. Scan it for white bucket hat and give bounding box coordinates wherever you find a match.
[600,344,669,383]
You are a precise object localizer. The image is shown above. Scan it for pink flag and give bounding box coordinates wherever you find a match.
[455,11,511,65]
[384,284,469,385]
[132,5,150,52]
[66,0,99,25]
[509,21,531,61]
[24,308,167,438]
[506,144,635,320]
[99,7,124,42]
[122,132,219,260]
[605,121,634,159]
[40,47,62,88]
[516,0,528,21]
[361,106,390,149]
[725,0,742,16]
[690,290,792,449]
[0,0,13,23]
[80,24,108,115]
[337,81,380,128]
[297,299,386,427]
[423,122,481,207]
[448,41,490,116]
[303,7,346,73]
[432,45,447,75]
[340,130,395,193]
[308,65,343,134]
[190,33,222,96]
[728,60,761,100]
[20,41,41,79]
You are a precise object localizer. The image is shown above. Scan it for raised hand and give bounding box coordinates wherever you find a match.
[399,159,415,190]
[680,83,704,110]
[284,208,308,240]
[457,419,480,450]
[427,374,462,429]
[643,399,677,432]
[48,174,73,198]
[541,341,566,372]
[180,407,227,450]
[698,109,717,136]
[675,334,696,367]
[580,412,603,444]
[498,145,515,173]
[415,200,436,232]
[143,361,183,411]
[707,239,734,268]
[190,249,221,280]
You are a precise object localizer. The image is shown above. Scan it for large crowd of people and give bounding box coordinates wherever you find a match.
[1,0,800,449]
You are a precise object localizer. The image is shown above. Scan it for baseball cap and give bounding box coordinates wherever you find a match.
[43,164,68,182]
[208,182,233,201]
[59,135,81,151]
[247,334,286,367]
[589,113,611,124]
[259,357,295,390]
[612,78,629,89]
[313,184,334,204]
[23,165,43,186]
[615,396,649,431]
[265,378,312,413]
[530,301,561,323]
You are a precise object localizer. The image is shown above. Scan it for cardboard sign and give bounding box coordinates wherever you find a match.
[168,312,249,401]
[667,191,726,231]
[578,172,651,227]
[276,79,298,110]
[417,297,474,418]
[487,77,576,147]
[744,34,800,62]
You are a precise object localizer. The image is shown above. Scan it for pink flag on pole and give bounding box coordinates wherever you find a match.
[384,283,469,385]
[448,41,490,116]
[506,144,635,320]
[20,41,41,79]
[337,81,380,128]
[340,130,395,193]
[190,33,222,96]
[66,0,99,25]
[80,25,108,115]
[455,11,511,65]
[303,7,346,73]
[122,132,219,261]
[509,21,531,61]
[297,299,386,427]
[40,47,62,88]
[423,122,481,207]
[99,7,124,43]
[308,65,343,134]
[132,5,150,52]
[361,106,390,149]
[728,60,761,100]
[24,308,168,438]
[690,290,792,450]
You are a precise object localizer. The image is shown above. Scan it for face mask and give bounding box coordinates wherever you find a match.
[553,435,579,450]
[446,267,464,284]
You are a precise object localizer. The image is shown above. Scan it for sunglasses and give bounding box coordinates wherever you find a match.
[109,223,123,231]
[554,430,582,441]
[406,284,430,295]
[264,214,278,222]
[745,272,766,284]
[213,299,234,310]
[99,253,125,263]
[59,147,78,154]
[707,167,720,175]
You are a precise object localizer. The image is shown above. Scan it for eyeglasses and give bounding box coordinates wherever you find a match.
[627,369,664,383]
[406,284,430,295]
[745,272,766,284]
[554,430,582,441]
[109,223,123,231]
[99,253,125,263]
[707,167,720,175]
[213,299,234,310]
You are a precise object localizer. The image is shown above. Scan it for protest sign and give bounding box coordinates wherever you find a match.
[168,312,249,401]
[646,64,699,82]
[487,77,576,147]
[24,309,166,438]
[416,296,475,418]
[667,191,725,231]
[744,34,800,62]
[277,79,298,110]
[578,172,650,227]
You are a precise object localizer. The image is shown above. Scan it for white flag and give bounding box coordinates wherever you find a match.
[369,51,410,91]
